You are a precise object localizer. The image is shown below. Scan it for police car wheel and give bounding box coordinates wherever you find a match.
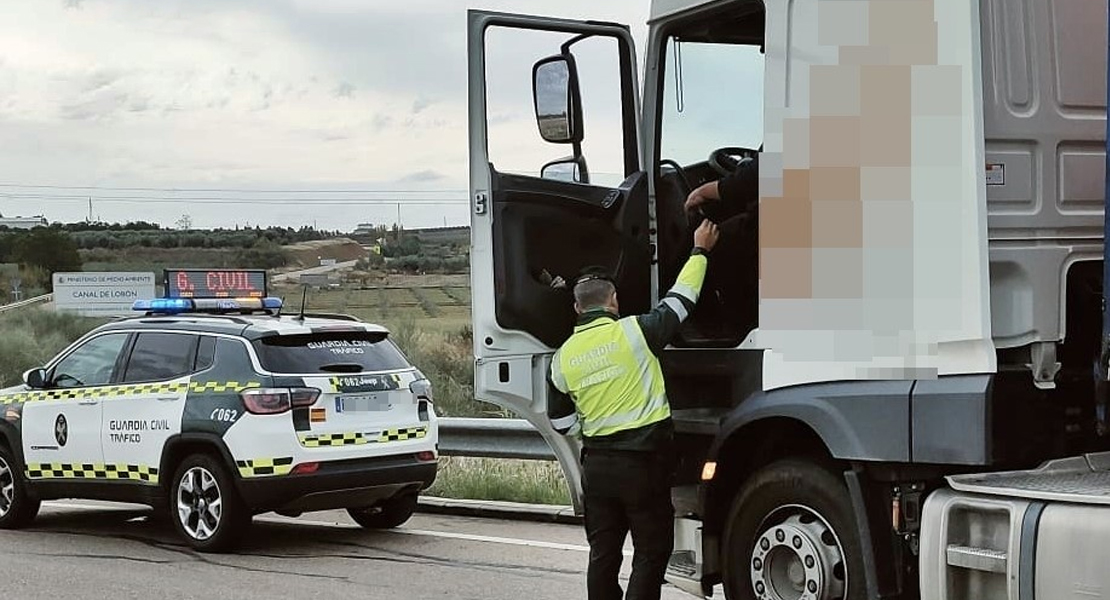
[347,492,418,529]
[171,454,249,552]
[0,446,39,529]
[721,458,865,600]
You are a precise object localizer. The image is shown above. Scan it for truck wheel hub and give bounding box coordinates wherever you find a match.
[750,510,846,600]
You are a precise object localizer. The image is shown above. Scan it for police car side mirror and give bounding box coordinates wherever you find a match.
[23,368,46,389]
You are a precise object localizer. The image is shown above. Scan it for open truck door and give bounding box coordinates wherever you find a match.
[467,10,648,513]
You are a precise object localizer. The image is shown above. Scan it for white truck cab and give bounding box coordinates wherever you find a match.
[467,1,1110,598]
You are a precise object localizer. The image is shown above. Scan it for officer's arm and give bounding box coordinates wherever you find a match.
[546,351,580,436]
[636,248,709,355]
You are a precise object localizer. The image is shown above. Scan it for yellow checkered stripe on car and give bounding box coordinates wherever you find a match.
[379,426,428,442]
[236,457,294,478]
[26,462,159,484]
[0,381,261,405]
[299,432,368,447]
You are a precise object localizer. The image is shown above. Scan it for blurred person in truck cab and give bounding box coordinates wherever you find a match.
[685,149,759,220]
[545,219,720,600]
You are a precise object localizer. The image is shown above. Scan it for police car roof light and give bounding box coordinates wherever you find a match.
[132,295,282,316]
[132,298,194,314]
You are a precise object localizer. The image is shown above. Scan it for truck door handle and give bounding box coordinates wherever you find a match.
[157,396,179,402]
[78,400,99,406]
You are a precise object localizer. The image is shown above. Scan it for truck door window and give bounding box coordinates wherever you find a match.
[661,40,764,166]
[484,27,626,187]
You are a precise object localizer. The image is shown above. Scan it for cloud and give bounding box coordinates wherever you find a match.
[334,81,356,98]
[0,0,652,230]
[371,113,393,133]
[412,97,433,114]
[399,170,447,183]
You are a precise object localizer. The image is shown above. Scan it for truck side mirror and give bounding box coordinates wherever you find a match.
[541,156,588,183]
[23,367,46,389]
[532,54,583,145]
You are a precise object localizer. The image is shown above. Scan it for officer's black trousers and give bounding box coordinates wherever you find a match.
[581,447,675,600]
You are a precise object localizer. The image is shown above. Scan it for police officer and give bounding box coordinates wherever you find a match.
[547,218,720,600]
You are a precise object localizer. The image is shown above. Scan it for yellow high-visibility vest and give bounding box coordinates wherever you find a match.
[550,254,708,437]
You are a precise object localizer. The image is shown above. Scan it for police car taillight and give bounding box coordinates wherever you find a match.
[241,389,292,414]
[290,388,320,407]
[240,387,319,414]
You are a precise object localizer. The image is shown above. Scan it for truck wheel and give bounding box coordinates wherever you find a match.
[0,445,39,529]
[347,492,418,529]
[170,453,250,552]
[721,459,865,600]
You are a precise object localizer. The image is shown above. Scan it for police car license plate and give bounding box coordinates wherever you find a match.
[336,393,390,412]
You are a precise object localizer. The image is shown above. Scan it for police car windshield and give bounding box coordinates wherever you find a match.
[252,332,411,374]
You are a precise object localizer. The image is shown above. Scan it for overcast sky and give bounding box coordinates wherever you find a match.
[0,0,659,231]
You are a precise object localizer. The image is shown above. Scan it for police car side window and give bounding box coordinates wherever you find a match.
[194,335,216,372]
[50,332,130,388]
[121,332,200,383]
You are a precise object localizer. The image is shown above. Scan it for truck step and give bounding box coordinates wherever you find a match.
[946,544,1008,573]
[947,450,1110,504]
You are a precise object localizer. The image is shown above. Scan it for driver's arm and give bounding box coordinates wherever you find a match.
[717,154,758,208]
[685,154,759,219]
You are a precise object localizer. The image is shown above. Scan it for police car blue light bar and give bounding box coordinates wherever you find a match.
[133,297,283,314]
[133,298,194,313]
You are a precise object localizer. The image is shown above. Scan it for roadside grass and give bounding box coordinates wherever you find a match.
[425,456,572,506]
[0,308,109,387]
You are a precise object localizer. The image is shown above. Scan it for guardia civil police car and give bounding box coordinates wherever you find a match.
[0,269,439,552]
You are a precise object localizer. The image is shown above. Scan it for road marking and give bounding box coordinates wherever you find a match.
[44,501,633,556]
[258,514,625,555]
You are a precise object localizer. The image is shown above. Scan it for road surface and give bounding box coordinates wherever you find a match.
[272,260,359,283]
[0,501,703,600]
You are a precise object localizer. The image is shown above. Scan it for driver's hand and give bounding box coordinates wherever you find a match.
[685,181,720,213]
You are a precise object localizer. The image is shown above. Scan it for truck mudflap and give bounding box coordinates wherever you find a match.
[920,451,1110,599]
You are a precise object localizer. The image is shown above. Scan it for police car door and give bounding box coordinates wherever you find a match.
[468,10,649,513]
[101,332,202,485]
[22,331,128,479]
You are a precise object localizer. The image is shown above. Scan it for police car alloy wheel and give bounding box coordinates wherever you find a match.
[0,445,40,529]
[170,453,249,552]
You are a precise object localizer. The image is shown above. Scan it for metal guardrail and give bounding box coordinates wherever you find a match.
[0,294,52,315]
[438,417,557,461]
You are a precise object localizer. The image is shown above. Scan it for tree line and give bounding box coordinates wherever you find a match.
[53,223,340,250]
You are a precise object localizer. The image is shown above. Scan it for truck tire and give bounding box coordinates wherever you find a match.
[721,458,865,600]
[347,492,418,529]
[0,445,39,529]
[169,453,251,552]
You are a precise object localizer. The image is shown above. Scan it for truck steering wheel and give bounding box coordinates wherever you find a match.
[709,147,759,177]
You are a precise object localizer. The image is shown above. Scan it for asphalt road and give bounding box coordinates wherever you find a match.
[1,501,701,600]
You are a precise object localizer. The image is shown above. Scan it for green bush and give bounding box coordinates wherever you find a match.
[0,309,107,387]
[385,319,498,418]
